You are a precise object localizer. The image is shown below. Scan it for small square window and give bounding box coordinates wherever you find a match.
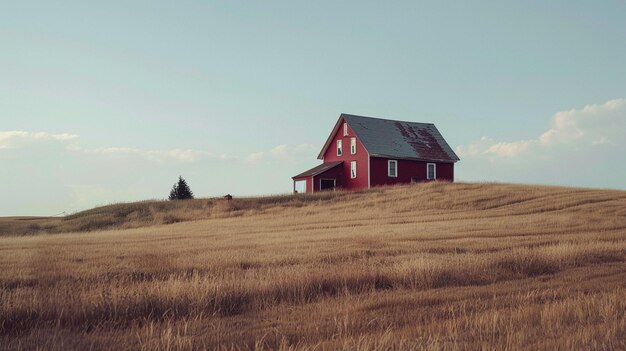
[337,140,342,156]
[294,180,307,193]
[350,138,356,155]
[388,160,397,177]
[350,161,357,178]
[427,163,436,180]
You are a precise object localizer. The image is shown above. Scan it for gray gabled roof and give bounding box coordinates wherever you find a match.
[292,161,343,179]
[317,114,460,163]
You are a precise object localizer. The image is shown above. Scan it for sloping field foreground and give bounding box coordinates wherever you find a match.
[1,182,625,350]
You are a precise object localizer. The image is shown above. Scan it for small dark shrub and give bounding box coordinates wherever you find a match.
[169,176,194,200]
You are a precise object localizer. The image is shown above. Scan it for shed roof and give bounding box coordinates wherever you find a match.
[318,114,460,163]
[292,161,343,179]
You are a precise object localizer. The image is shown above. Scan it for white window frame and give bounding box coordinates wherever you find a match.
[388,160,398,177]
[427,163,436,180]
[350,161,357,179]
[336,140,342,156]
[343,122,348,136]
[294,180,307,193]
[350,137,356,155]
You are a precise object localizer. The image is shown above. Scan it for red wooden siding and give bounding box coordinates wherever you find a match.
[438,162,454,181]
[322,118,370,190]
[313,165,344,192]
[370,157,454,187]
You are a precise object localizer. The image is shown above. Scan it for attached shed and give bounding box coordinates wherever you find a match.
[292,161,343,193]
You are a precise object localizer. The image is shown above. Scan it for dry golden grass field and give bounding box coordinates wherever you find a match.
[1,182,625,350]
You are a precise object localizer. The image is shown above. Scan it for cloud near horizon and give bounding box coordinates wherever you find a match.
[0,131,231,164]
[456,98,626,160]
[1,131,314,165]
[455,98,626,188]
[0,134,320,215]
[76,146,229,164]
[246,144,317,164]
[0,131,79,150]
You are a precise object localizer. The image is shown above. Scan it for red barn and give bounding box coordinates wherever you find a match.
[292,114,460,193]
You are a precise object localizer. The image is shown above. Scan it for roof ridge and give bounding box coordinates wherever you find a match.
[341,113,435,126]
[316,113,459,162]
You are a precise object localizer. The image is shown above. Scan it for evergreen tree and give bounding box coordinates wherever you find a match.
[168,176,194,200]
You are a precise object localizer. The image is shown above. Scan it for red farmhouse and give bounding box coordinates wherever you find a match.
[292,114,460,193]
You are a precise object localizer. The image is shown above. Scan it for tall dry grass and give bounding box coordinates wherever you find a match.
[1,182,625,350]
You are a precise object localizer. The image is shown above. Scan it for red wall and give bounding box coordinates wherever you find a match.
[313,165,344,192]
[322,118,370,190]
[370,157,454,187]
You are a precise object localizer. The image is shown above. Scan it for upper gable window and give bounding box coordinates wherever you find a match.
[350,137,356,155]
[388,160,397,177]
[336,140,342,156]
[350,161,357,178]
[343,123,348,136]
[427,163,436,180]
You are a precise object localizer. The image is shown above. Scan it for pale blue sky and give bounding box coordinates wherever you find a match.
[1,1,625,215]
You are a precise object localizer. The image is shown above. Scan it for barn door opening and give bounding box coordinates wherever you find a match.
[320,179,336,191]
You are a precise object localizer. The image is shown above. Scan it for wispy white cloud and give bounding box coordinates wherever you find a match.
[83,147,226,163]
[0,130,228,163]
[456,98,626,160]
[0,132,317,215]
[0,131,79,149]
[454,98,626,189]
[538,98,625,146]
[2,130,321,167]
[246,144,317,164]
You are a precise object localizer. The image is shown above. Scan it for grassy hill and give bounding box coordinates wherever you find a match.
[0,191,356,235]
[1,182,625,350]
